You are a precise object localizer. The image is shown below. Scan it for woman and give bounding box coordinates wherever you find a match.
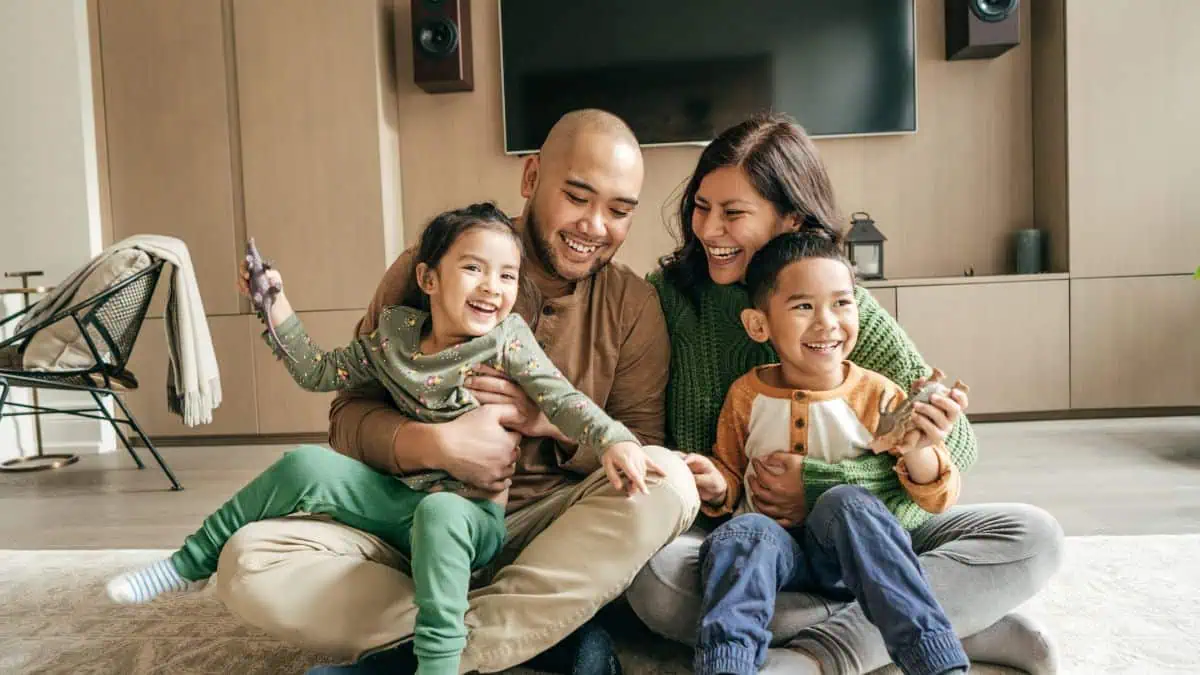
[626,112,1064,674]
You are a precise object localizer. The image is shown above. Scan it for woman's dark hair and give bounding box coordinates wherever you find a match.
[659,111,844,303]
[744,227,854,309]
[401,201,523,311]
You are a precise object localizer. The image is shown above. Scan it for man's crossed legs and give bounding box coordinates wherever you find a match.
[214,446,700,674]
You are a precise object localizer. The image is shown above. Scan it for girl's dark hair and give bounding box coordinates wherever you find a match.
[401,201,523,311]
[743,227,854,309]
[659,111,844,303]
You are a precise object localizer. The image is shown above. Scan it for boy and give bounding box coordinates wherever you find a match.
[686,229,970,675]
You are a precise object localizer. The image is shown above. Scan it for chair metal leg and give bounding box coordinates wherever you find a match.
[88,391,145,470]
[109,393,183,491]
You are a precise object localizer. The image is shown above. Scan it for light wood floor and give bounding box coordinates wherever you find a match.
[2,416,1198,549]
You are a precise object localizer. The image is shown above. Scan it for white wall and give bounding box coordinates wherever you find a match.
[0,0,112,460]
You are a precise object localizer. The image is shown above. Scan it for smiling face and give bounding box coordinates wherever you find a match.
[691,166,797,285]
[417,226,522,348]
[521,130,644,282]
[741,257,859,391]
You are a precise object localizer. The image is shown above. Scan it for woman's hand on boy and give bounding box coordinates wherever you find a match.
[466,365,570,443]
[603,442,665,497]
[750,453,806,527]
[681,453,728,506]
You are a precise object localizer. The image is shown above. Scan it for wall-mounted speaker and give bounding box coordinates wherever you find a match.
[946,0,1020,60]
[411,0,473,93]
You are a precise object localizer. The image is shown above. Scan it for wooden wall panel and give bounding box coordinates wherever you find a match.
[896,280,1070,414]
[393,0,1035,280]
[251,310,364,434]
[87,0,113,251]
[1070,276,1200,408]
[817,0,1034,280]
[1031,0,1069,274]
[1066,0,1200,277]
[234,0,392,312]
[121,315,259,437]
[97,0,241,315]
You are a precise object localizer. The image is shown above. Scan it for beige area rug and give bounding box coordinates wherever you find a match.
[1,535,1197,675]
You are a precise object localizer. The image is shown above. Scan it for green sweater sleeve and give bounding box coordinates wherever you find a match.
[262,313,380,392]
[500,316,640,457]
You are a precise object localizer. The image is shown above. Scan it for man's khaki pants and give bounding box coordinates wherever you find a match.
[214,446,699,674]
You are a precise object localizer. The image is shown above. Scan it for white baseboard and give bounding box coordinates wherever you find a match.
[0,389,37,462]
[39,416,115,454]
[3,390,116,457]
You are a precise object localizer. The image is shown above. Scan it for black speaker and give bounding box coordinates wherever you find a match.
[411,0,473,93]
[946,0,1020,60]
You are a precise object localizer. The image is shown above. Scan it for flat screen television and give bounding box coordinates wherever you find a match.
[498,0,917,155]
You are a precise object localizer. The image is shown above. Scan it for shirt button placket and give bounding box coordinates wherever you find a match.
[792,391,806,455]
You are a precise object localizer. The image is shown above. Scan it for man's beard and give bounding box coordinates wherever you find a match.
[527,205,610,282]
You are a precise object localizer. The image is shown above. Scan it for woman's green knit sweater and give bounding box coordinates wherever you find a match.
[647,271,978,530]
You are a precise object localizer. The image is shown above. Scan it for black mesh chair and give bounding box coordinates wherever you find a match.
[0,259,183,490]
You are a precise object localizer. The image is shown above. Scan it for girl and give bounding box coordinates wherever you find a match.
[105,202,661,675]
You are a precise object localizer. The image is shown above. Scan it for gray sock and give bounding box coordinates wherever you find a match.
[961,612,1058,675]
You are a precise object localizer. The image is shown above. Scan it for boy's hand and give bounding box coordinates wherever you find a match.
[682,453,728,506]
[602,442,664,496]
[906,376,968,452]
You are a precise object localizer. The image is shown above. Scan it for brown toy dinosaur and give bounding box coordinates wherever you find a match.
[245,238,294,362]
[867,367,969,455]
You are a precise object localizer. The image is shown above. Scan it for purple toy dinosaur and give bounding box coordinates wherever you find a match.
[245,238,294,361]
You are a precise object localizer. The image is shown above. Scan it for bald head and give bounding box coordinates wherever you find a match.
[539,109,640,169]
[519,109,644,284]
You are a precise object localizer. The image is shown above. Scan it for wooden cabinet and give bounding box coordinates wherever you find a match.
[93,0,398,439]
[1070,276,1200,409]
[867,287,897,320]
[233,0,395,313]
[252,310,365,434]
[895,280,1070,414]
[97,0,241,317]
[121,315,259,437]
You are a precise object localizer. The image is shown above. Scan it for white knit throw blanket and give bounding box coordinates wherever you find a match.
[20,235,222,426]
[127,236,222,426]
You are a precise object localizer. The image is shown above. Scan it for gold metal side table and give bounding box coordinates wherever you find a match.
[0,270,79,473]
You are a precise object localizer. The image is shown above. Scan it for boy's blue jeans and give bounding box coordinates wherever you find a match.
[696,485,969,675]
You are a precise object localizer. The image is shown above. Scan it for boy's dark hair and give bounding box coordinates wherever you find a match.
[744,220,854,308]
[401,201,523,311]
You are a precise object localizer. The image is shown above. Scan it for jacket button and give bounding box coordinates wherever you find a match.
[794,418,805,428]
[793,392,805,401]
[541,305,554,316]
[794,443,804,453]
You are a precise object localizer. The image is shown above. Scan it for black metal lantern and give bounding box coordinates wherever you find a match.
[846,212,887,280]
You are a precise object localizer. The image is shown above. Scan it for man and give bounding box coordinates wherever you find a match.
[215,109,700,674]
